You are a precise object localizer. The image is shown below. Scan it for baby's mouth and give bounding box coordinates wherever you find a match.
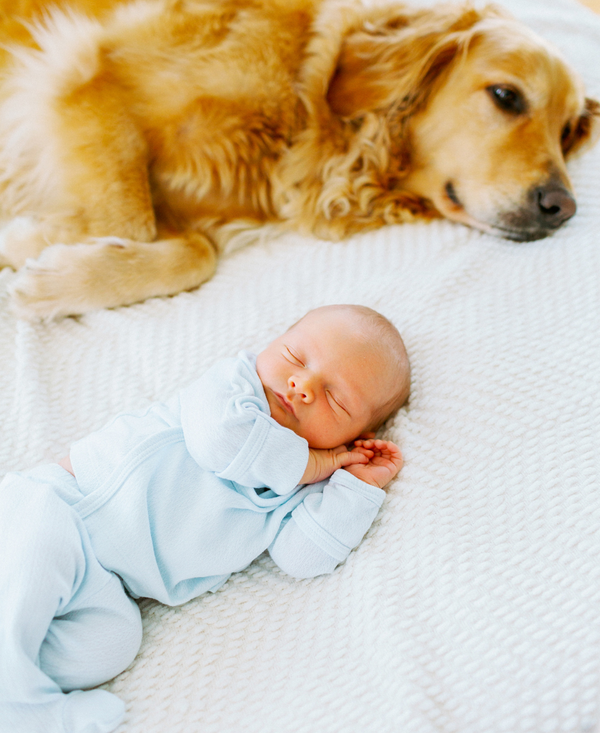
[275,391,296,417]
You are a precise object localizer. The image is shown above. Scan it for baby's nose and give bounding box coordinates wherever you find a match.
[288,375,314,402]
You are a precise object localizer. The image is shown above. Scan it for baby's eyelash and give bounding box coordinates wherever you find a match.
[285,347,304,366]
[327,390,348,415]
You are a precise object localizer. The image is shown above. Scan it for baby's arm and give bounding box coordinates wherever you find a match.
[181,356,308,494]
[268,467,387,579]
[269,442,402,579]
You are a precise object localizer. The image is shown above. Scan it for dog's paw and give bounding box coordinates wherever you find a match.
[8,244,88,321]
[0,216,59,270]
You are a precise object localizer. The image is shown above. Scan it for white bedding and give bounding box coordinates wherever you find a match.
[2,0,600,730]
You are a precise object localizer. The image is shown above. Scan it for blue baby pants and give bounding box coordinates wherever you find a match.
[0,464,143,733]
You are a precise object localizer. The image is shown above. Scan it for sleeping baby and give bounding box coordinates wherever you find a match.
[0,303,410,733]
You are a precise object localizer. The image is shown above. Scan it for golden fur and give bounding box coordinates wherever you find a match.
[0,0,596,318]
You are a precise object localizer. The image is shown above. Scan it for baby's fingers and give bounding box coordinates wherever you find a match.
[355,438,387,450]
[351,445,374,458]
[338,450,370,468]
[364,439,401,455]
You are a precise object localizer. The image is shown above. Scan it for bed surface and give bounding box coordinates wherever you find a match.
[2,0,600,730]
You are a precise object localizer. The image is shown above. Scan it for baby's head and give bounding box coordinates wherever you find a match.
[256,304,410,449]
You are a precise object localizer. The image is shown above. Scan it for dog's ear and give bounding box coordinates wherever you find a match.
[326,7,492,119]
[562,97,600,157]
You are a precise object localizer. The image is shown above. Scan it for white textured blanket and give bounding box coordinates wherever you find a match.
[2,0,600,730]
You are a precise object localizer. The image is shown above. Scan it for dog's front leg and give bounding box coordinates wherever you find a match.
[8,232,217,320]
[0,215,117,271]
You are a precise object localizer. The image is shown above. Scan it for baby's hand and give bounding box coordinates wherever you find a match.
[301,445,370,485]
[343,439,403,489]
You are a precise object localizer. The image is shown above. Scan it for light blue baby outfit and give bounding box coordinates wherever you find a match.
[0,352,385,733]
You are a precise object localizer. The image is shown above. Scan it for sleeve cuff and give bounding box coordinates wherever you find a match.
[216,412,308,493]
[328,469,386,505]
[291,470,385,561]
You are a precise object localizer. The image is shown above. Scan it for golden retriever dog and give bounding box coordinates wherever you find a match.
[0,0,597,319]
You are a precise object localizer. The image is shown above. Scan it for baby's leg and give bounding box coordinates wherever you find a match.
[0,467,142,733]
[39,559,142,692]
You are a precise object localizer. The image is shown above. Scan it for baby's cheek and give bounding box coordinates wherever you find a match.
[268,399,286,425]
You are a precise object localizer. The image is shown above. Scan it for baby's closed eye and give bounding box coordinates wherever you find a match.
[285,347,304,366]
[326,390,349,416]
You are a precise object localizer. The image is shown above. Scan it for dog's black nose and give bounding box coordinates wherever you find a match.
[536,185,577,227]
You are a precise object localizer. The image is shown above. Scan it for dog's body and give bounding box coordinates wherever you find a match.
[0,0,596,318]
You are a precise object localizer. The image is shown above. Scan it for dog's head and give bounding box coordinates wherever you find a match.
[326,4,600,241]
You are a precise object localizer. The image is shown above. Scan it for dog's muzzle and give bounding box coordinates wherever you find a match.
[499,178,577,241]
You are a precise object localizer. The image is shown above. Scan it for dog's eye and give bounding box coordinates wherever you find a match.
[486,85,526,115]
[561,122,572,143]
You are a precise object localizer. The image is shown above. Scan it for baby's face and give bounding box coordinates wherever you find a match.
[256,310,390,449]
